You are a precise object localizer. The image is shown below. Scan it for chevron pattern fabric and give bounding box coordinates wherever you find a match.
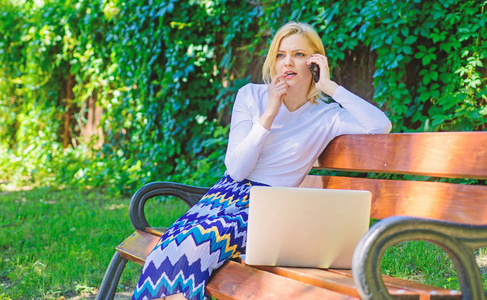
[132,175,268,300]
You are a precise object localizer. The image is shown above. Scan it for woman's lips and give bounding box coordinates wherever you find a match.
[285,71,297,79]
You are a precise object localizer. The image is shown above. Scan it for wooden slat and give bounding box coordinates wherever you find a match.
[255,266,460,299]
[315,133,487,179]
[116,230,159,266]
[331,269,461,300]
[253,265,418,299]
[300,175,487,225]
[207,261,358,300]
[145,227,167,236]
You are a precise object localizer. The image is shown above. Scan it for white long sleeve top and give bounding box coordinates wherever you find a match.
[224,83,392,187]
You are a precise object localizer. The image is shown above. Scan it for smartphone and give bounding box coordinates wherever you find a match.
[309,63,320,83]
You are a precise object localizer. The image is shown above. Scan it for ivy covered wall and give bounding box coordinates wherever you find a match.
[0,0,485,193]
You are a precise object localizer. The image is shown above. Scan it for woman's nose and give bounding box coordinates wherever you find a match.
[284,55,293,66]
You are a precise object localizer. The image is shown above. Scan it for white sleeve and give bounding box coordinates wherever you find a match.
[224,86,270,181]
[332,86,392,135]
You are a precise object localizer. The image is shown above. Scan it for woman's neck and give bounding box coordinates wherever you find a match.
[283,88,309,112]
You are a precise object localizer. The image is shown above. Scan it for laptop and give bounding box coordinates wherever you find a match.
[241,186,372,269]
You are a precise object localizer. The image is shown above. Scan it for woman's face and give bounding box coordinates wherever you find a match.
[275,33,314,91]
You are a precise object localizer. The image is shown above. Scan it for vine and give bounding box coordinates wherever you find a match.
[0,0,485,193]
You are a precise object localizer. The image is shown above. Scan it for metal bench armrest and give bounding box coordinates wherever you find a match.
[129,181,209,231]
[352,216,487,300]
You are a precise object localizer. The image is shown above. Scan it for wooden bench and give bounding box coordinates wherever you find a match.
[97,132,487,300]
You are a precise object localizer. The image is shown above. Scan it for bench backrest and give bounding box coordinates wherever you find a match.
[300,132,487,225]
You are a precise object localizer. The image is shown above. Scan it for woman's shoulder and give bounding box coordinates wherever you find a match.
[239,83,268,94]
[236,83,268,105]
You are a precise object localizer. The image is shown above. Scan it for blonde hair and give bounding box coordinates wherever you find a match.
[262,22,326,103]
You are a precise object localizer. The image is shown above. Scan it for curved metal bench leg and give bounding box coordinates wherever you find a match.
[96,252,128,300]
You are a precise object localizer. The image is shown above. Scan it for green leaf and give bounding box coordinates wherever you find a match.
[422,56,431,66]
[404,35,416,45]
[402,45,412,54]
[479,105,487,116]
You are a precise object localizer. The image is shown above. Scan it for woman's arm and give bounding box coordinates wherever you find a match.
[332,87,392,134]
[308,54,392,134]
[224,86,270,182]
[225,76,288,182]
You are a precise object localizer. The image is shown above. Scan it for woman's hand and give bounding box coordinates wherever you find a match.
[259,73,287,130]
[307,54,339,97]
[267,73,288,113]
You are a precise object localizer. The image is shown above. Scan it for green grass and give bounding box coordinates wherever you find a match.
[382,241,459,289]
[1,186,486,299]
[382,242,487,291]
[0,187,188,299]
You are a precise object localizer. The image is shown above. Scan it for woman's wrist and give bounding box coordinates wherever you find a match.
[321,81,339,97]
[259,110,277,130]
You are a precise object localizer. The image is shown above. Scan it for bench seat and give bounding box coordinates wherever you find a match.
[117,229,461,299]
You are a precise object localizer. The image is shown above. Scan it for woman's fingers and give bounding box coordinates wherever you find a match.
[307,54,330,81]
[270,73,288,97]
[307,54,338,96]
[266,73,288,114]
[272,73,287,84]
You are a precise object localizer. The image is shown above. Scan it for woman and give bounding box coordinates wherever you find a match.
[133,21,391,300]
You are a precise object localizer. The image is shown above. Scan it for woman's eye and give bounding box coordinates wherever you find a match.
[296,53,304,57]
[277,53,284,58]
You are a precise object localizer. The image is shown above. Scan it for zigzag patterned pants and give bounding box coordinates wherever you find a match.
[132,175,268,300]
